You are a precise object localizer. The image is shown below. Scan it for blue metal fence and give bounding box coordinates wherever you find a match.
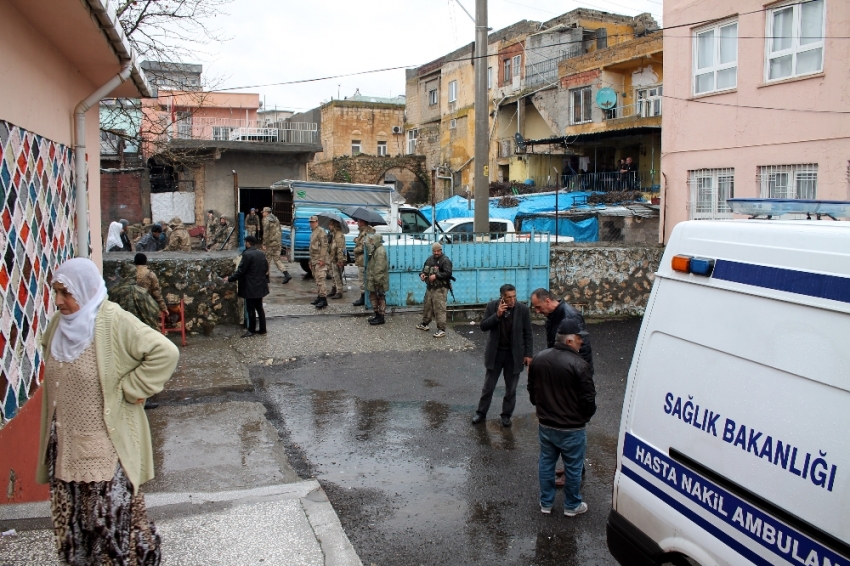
[371,233,550,307]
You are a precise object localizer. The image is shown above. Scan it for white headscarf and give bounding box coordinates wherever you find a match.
[106,222,123,251]
[51,258,108,363]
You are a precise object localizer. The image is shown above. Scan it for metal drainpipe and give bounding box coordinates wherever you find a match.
[74,63,133,257]
[436,166,454,197]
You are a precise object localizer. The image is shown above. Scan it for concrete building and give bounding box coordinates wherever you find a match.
[0,0,150,503]
[140,60,203,93]
[661,0,849,242]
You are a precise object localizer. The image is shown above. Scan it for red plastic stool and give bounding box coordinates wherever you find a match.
[160,299,187,347]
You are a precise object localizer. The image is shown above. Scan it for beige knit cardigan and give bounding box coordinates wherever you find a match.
[37,300,179,493]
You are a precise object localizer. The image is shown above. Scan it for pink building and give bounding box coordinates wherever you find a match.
[0,0,149,503]
[661,0,850,242]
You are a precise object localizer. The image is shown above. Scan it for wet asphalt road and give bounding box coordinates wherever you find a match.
[251,318,642,566]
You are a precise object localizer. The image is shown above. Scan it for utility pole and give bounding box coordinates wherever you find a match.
[473,0,489,234]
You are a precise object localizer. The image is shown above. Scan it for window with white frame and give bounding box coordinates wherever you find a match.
[637,86,663,117]
[503,59,511,84]
[766,0,825,81]
[351,140,361,156]
[512,55,521,77]
[212,126,234,141]
[377,141,388,156]
[428,89,438,105]
[757,164,818,199]
[571,87,592,124]
[693,20,738,95]
[448,80,458,103]
[689,168,735,219]
[406,129,418,154]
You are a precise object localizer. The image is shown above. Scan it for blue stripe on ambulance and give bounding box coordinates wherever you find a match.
[621,433,847,566]
[712,260,850,304]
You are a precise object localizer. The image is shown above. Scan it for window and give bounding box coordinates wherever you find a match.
[400,211,431,233]
[487,67,492,89]
[377,141,388,156]
[449,119,457,130]
[212,126,234,141]
[428,89,438,106]
[571,87,592,124]
[689,168,735,220]
[766,0,824,81]
[637,86,663,117]
[499,139,513,158]
[693,21,738,95]
[503,59,511,83]
[406,129,418,154]
[448,80,458,103]
[758,164,818,199]
[351,140,361,156]
[512,55,521,77]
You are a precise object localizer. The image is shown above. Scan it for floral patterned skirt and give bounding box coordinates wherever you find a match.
[48,423,161,566]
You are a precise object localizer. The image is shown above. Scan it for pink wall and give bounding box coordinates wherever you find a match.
[661,0,850,242]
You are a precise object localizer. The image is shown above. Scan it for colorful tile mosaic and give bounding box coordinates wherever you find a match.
[0,120,76,425]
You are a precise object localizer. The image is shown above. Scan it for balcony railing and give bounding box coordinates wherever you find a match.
[162,117,319,145]
[524,47,582,89]
[602,99,662,122]
[560,170,659,192]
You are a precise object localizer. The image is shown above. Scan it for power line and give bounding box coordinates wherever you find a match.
[662,94,850,115]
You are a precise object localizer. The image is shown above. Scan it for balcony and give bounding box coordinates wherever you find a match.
[161,117,319,145]
[524,47,582,89]
[601,97,662,130]
[561,171,660,193]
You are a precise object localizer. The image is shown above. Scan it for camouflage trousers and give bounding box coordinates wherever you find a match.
[356,266,365,292]
[312,261,328,297]
[108,283,161,330]
[369,286,386,316]
[421,287,448,331]
[264,247,287,274]
[331,263,344,293]
[246,225,258,238]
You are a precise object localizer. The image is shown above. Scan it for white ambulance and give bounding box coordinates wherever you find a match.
[608,200,850,566]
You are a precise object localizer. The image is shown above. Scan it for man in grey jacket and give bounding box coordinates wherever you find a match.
[472,284,533,427]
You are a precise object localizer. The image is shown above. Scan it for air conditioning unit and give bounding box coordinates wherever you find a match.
[392,126,403,135]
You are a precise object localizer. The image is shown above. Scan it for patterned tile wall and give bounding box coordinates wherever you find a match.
[0,120,76,425]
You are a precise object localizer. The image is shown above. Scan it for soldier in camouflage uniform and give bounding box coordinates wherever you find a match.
[204,210,217,247]
[351,219,375,306]
[245,208,260,239]
[208,216,235,250]
[164,217,191,251]
[107,282,161,330]
[328,220,346,299]
[364,233,389,325]
[308,215,330,309]
[133,253,168,314]
[261,206,291,283]
[417,242,453,338]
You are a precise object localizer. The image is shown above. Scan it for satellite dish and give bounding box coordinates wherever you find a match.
[596,87,617,110]
[515,132,527,151]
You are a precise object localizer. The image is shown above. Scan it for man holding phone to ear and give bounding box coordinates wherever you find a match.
[472,284,533,427]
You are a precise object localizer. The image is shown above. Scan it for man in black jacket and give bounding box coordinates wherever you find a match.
[224,235,269,337]
[528,317,596,517]
[530,288,593,374]
[472,284,533,427]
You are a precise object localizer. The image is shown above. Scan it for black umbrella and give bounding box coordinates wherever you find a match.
[342,206,387,226]
[315,211,349,234]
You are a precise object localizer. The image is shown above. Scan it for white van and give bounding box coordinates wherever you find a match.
[608,216,850,565]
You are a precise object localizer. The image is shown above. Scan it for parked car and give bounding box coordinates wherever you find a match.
[414,217,571,244]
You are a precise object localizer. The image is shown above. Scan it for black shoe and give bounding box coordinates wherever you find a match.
[256,330,267,335]
[315,296,328,309]
[330,293,343,299]
[281,271,292,284]
[500,416,512,427]
[330,286,337,296]
[241,330,256,338]
[352,293,365,306]
[310,295,321,305]
[144,401,159,410]
[369,315,385,325]
[471,413,485,425]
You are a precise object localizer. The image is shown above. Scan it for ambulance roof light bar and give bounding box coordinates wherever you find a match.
[727,198,850,220]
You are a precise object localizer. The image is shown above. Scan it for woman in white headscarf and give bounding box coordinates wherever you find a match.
[36,258,179,565]
[106,221,125,252]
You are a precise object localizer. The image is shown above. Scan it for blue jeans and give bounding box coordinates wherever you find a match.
[538,425,586,511]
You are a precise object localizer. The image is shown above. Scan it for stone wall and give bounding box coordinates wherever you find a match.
[103,251,243,331]
[308,154,431,203]
[549,243,664,317]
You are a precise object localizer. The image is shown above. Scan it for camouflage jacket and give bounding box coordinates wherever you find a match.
[309,226,329,263]
[364,235,389,292]
[353,225,375,267]
[262,214,282,249]
[107,282,161,330]
[212,222,234,249]
[329,229,346,264]
[421,254,453,288]
[164,227,191,252]
[135,266,167,311]
[246,213,260,228]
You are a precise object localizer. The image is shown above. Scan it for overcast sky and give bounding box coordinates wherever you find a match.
[199,0,662,113]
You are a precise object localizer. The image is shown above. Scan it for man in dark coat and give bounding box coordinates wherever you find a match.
[530,288,594,374]
[224,235,269,337]
[135,225,164,252]
[528,317,596,517]
[472,284,533,428]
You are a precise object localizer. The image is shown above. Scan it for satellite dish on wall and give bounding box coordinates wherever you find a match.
[515,132,527,152]
[596,87,617,110]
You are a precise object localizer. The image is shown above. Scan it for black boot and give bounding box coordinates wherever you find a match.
[369,314,385,325]
[352,293,365,306]
[281,271,292,284]
[310,295,321,305]
[330,285,337,296]
[315,296,328,309]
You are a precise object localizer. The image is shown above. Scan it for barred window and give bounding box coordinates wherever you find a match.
[757,164,817,199]
[689,168,735,220]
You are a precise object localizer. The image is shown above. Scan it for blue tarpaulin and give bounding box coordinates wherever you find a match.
[518,216,599,242]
